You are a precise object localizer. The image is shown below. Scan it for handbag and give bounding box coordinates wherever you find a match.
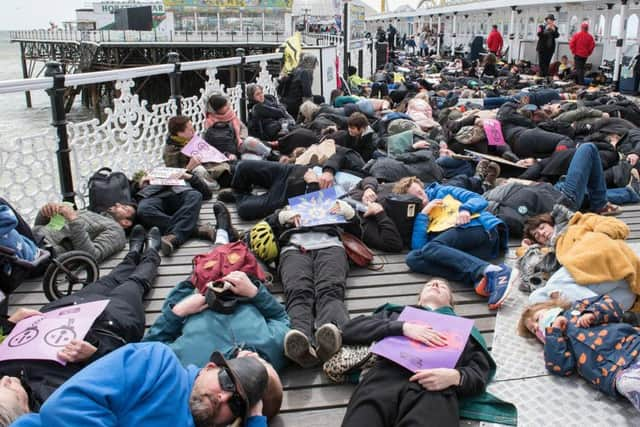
[341,232,383,270]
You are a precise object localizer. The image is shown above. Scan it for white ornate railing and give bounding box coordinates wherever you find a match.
[10,29,288,44]
[0,53,281,221]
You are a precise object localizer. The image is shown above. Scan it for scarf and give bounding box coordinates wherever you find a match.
[205,109,243,147]
[169,135,189,147]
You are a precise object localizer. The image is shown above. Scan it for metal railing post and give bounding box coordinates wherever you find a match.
[44,62,76,206]
[236,48,247,124]
[168,52,183,116]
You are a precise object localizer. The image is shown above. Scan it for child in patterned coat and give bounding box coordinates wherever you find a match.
[518,294,640,410]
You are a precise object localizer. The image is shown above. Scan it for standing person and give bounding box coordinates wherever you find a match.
[537,15,560,78]
[280,54,318,120]
[487,24,503,57]
[388,24,397,50]
[569,22,596,85]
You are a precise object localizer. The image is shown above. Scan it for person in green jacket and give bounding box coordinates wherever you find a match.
[340,278,517,426]
[143,269,290,371]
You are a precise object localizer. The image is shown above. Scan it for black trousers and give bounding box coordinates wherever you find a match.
[43,249,160,343]
[279,246,349,340]
[231,160,295,220]
[574,55,587,85]
[538,51,554,77]
[342,359,460,427]
[137,190,203,246]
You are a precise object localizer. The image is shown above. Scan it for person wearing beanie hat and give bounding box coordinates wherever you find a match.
[8,342,273,427]
[569,22,596,85]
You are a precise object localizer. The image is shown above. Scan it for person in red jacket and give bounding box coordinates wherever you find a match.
[569,22,596,85]
[487,25,503,56]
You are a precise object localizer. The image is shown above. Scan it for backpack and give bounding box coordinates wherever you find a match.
[203,122,238,157]
[382,194,422,248]
[87,168,132,213]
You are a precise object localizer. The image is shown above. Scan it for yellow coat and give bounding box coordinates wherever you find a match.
[556,213,640,296]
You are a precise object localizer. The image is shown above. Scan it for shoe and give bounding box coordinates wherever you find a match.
[475,160,501,189]
[193,224,216,242]
[595,202,621,216]
[284,330,320,368]
[474,275,490,297]
[217,189,236,204]
[128,224,146,254]
[213,202,239,242]
[487,264,514,310]
[147,226,161,253]
[628,168,640,195]
[315,324,342,362]
[160,234,178,256]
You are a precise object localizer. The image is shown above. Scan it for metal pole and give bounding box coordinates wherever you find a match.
[44,62,76,206]
[19,42,32,108]
[343,0,350,82]
[236,48,247,124]
[436,14,441,57]
[262,10,265,34]
[452,12,457,57]
[217,12,221,40]
[614,0,628,87]
[168,52,183,115]
[509,6,516,63]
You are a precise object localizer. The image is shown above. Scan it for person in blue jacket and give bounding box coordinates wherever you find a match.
[6,342,270,427]
[395,177,513,310]
[143,270,290,371]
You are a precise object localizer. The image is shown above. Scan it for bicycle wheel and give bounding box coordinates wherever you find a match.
[42,251,99,302]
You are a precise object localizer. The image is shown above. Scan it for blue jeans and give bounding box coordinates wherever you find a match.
[607,187,640,205]
[555,143,607,211]
[406,226,497,286]
[529,267,636,311]
[436,157,474,178]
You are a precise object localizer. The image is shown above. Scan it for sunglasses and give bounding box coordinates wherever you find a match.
[218,368,247,419]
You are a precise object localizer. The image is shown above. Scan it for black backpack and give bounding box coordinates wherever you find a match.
[382,194,422,248]
[203,122,238,157]
[87,168,133,213]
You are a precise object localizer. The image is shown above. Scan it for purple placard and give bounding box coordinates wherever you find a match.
[181,135,228,163]
[0,300,110,365]
[371,306,473,372]
[483,119,506,146]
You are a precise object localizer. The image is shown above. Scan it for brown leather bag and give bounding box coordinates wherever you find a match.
[341,232,383,270]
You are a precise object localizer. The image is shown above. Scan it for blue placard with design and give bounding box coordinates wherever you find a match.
[288,187,346,227]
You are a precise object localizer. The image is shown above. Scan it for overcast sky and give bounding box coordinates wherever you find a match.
[0,0,420,30]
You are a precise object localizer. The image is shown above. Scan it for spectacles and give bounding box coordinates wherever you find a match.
[218,368,247,419]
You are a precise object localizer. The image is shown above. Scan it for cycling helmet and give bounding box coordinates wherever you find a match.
[248,221,278,262]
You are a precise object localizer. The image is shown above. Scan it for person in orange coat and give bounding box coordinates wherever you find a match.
[569,22,596,85]
[487,25,503,56]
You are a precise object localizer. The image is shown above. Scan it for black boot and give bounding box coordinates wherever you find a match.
[129,224,146,255]
[213,202,239,242]
[146,226,161,253]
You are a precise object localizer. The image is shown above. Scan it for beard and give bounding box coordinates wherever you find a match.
[189,390,219,427]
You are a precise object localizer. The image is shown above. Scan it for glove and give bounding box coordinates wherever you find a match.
[278,207,299,225]
[334,200,356,220]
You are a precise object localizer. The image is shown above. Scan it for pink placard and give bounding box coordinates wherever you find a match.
[181,135,228,163]
[0,300,110,365]
[370,306,473,372]
[483,119,506,146]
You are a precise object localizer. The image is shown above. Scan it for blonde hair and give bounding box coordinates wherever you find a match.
[298,101,320,123]
[393,176,424,194]
[0,401,27,427]
[419,278,455,307]
[517,299,571,338]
